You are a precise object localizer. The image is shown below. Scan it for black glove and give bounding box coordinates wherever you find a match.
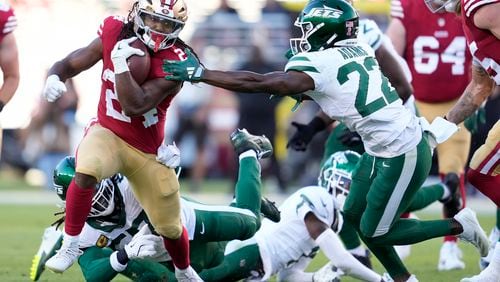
[337,127,362,147]
[287,117,327,151]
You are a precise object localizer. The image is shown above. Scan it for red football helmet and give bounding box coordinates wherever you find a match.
[132,0,188,52]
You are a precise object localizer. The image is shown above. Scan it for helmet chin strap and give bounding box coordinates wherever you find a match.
[154,36,162,52]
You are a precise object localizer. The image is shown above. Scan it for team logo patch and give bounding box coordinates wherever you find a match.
[308,7,343,18]
[96,235,109,248]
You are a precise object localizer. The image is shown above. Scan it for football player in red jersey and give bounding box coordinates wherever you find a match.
[41,1,202,281]
[0,3,19,160]
[386,0,473,271]
[425,0,500,280]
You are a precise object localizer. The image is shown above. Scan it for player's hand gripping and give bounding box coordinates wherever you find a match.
[124,225,162,260]
[163,48,204,82]
[156,142,181,169]
[287,122,317,151]
[42,75,67,102]
[111,37,145,74]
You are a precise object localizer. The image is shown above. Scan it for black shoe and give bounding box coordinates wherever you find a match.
[441,173,462,218]
[230,128,273,159]
[260,197,281,222]
[352,249,372,269]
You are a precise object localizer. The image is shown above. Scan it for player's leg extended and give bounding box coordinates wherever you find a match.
[467,120,500,205]
[125,150,192,273]
[342,154,409,279]
[405,183,447,212]
[233,153,262,219]
[198,239,262,282]
[321,122,365,166]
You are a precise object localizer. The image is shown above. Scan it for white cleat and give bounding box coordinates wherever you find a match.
[312,262,343,282]
[175,265,203,282]
[479,227,499,270]
[454,208,490,257]
[30,226,63,281]
[460,262,500,282]
[438,241,465,271]
[44,234,82,273]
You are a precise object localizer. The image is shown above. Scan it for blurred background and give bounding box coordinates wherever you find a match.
[0,0,497,197]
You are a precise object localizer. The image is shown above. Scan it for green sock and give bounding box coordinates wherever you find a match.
[370,219,454,246]
[234,157,262,218]
[405,184,444,212]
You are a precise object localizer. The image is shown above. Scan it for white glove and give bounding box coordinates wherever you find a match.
[42,75,67,102]
[111,37,145,74]
[313,262,343,282]
[156,142,181,168]
[124,225,162,259]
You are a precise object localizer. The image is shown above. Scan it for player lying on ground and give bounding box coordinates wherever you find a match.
[30,129,280,281]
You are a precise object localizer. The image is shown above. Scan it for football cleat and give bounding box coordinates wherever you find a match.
[438,241,465,271]
[441,173,462,218]
[29,226,63,281]
[260,197,281,223]
[351,249,372,269]
[230,128,273,159]
[45,235,83,273]
[175,266,203,282]
[454,208,489,257]
[479,227,499,270]
[312,262,342,282]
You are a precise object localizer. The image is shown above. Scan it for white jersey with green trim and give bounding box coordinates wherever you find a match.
[78,176,196,250]
[254,186,337,280]
[285,41,422,158]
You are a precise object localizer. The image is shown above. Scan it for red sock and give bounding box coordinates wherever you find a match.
[468,168,500,206]
[163,226,190,269]
[64,180,94,236]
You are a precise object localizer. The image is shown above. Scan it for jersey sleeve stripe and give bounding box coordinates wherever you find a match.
[288,56,312,62]
[287,65,320,73]
[285,57,319,73]
[370,34,382,49]
[3,16,16,33]
[390,0,404,18]
[465,0,497,17]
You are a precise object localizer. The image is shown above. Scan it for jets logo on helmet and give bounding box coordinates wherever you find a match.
[308,7,343,18]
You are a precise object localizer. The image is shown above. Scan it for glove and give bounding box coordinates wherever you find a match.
[42,75,67,102]
[163,48,204,82]
[287,122,316,151]
[463,107,486,135]
[312,262,343,282]
[111,37,145,74]
[124,225,162,260]
[156,142,181,168]
[337,127,362,147]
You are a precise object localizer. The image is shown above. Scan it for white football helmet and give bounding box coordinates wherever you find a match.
[424,0,460,13]
[132,0,188,52]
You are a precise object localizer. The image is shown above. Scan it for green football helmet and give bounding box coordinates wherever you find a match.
[318,150,361,208]
[53,156,116,217]
[290,0,359,55]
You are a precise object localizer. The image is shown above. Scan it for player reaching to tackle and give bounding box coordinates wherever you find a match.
[162,0,490,280]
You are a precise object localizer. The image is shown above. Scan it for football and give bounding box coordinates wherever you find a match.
[127,39,151,84]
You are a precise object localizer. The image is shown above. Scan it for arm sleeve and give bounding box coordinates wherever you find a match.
[315,229,382,282]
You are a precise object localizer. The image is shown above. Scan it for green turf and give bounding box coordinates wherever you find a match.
[0,204,495,281]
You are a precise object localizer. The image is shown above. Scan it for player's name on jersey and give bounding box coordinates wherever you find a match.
[338,46,369,60]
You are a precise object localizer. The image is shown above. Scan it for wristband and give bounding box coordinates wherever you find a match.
[109,250,128,272]
[113,58,130,74]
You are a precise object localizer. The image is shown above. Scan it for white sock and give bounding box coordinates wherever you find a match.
[348,245,366,257]
[440,183,451,201]
[239,150,257,160]
[62,232,79,247]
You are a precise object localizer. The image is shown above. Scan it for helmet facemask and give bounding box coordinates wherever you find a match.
[133,0,188,52]
[89,179,116,217]
[424,0,460,13]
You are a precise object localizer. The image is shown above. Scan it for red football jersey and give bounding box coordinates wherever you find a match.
[0,3,16,43]
[461,0,500,85]
[97,16,184,154]
[391,0,472,102]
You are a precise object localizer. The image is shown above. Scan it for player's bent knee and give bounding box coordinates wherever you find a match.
[153,222,183,239]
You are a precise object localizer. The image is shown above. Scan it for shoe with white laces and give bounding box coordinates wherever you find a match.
[479,227,499,270]
[438,241,465,271]
[175,266,203,282]
[44,234,82,273]
[29,226,63,281]
[454,208,490,257]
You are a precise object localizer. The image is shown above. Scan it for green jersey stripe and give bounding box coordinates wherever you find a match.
[286,65,320,73]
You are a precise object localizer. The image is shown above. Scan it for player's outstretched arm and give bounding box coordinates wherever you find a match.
[305,213,383,282]
[163,49,314,96]
[446,65,495,124]
[473,3,500,39]
[0,32,19,108]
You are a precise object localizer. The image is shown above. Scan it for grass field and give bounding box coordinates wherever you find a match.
[0,177,496,281]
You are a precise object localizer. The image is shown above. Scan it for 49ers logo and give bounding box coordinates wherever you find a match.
[308,7,343,18]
